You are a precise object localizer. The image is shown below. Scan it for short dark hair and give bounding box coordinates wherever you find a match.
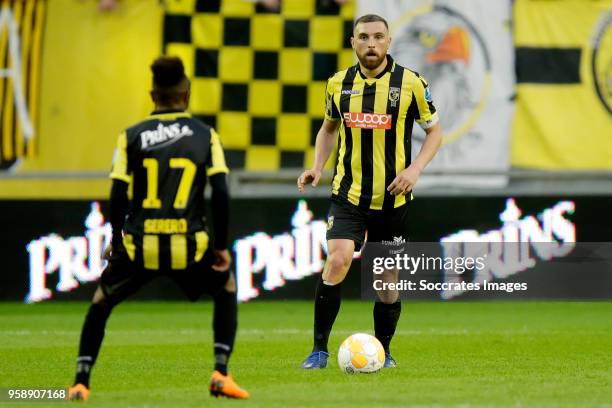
[150,56,189,104]
[151,56,187,88]
[353,14,389,31]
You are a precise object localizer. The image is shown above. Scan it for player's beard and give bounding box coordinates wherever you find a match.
[357,49,386,70]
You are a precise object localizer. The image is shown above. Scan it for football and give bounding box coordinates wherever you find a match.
[337,333,385,374]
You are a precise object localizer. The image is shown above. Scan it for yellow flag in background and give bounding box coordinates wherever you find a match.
[0,0,162,198]
[511,0,612,169]
[0,0,44,170]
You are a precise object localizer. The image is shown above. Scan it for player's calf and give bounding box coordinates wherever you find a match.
[374,268,400,304]
[373,300,402,368]
[72,289,114,391]
[303,239,354,364]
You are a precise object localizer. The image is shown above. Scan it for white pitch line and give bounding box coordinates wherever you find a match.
[5,328,595,337]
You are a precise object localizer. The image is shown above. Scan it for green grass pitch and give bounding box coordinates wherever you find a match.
[1,301,611,407]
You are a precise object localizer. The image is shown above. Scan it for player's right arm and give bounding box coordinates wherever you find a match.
[298,77,341,192]
[298,119,340,192]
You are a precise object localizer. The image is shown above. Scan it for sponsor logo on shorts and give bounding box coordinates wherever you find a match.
[327,215,334,231]
[381,236,406,246]
[343,112,392,129]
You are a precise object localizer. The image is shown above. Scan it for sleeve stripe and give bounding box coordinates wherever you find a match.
[427,101,436,114]
[208,129,229,175]
[418,113,439,129]
[110,173,132,183]
[109,131,132,183]
[413,74,436,124]
[324,75,341,121]
[206,166,230,176]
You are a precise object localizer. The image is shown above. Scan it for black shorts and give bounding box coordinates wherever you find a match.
[325,196,411,249]
[99,247,229,305]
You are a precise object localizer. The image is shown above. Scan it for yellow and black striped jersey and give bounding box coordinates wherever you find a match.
[109,110,229,270]
[325,55,438,210]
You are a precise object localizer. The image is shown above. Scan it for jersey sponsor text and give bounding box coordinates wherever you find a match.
[140,123,194,149]
[343,112,392,129]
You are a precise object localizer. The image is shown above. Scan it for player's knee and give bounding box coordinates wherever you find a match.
[223,273,236,293]
[324,252,352,284]
[91,286,120,311]
[92,286,108,306]
[328,253,350,272]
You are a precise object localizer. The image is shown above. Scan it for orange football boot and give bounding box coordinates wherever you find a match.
[67,384,90,401]
[209,371,249,399]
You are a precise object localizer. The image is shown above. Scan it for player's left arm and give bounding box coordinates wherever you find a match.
[206,129,232,272]
[388,76,442,196]
[106,180,129,259]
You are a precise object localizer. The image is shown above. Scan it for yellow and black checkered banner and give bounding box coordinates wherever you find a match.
[0,0,45,170]
[163,0,355,171]
[360,0,515,188]
[511,0,612,169]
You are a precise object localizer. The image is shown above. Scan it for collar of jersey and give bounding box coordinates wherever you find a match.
[356,54,394,80]
[148,110,192,121]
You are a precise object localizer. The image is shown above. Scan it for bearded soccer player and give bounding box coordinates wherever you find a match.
[297,14,443,369]
[68,57,248,400]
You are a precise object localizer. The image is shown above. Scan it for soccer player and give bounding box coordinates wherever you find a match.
[68,57,249,400]
[297,14,442,369]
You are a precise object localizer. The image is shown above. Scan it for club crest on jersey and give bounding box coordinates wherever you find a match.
[140,123,194,149]
[389,87,401,107]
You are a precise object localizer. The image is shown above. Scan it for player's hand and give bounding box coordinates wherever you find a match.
[103,244,113,261]
[258,0,280,12]
[98,0,118,12]
[387,165,421,196]
[212,249,232,272]
[297,169,322,192]
[103,242,126,261]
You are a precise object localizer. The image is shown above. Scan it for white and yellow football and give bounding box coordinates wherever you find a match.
[337,333,385,374]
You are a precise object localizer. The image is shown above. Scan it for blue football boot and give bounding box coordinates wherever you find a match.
[300,351,329,369]
[383,353,397,368]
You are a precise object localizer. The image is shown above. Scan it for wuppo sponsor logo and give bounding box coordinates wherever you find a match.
[343,112,392,129]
